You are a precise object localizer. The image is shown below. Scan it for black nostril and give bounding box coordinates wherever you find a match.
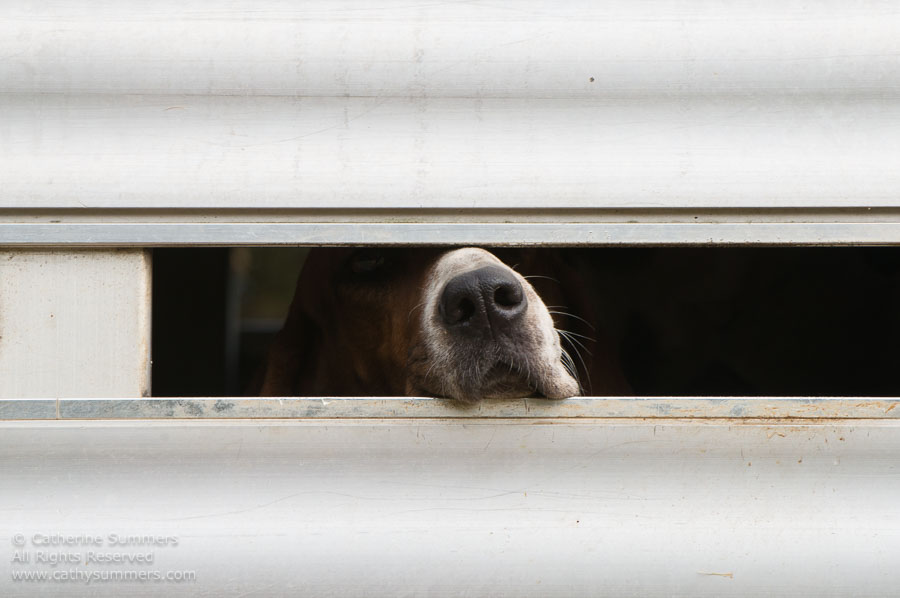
[493,282,523,308]
[439,276,479,327]
[445,297,475,325]
[439,265,527,335]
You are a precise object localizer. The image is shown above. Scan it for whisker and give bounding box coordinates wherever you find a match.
[547,310,596,331]
[571,348,592,395]
[558,329,595,358]
[557,330,592,394]
[555,328,596,343]
[560,358,575,386]
[559,347,582,393]
[523,275,560,284]
[407,300,428,323]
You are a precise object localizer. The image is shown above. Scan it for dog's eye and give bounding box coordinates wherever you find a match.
[350,250,386,274]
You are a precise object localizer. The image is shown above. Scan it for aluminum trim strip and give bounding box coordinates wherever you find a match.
[3,222,900,246]
[1,397,898,420]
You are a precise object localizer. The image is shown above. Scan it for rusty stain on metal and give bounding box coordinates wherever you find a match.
[698,572,734,579]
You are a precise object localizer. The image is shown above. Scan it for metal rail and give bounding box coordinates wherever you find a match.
[3,397,900,420]
[4,220,900,246]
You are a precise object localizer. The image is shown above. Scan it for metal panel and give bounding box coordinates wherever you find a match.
[3,1,897,98]
[2,94,899,212]
[1,418,898,597]
[0,250,151,398]
[1,1,899,235]
[1,396,899,421]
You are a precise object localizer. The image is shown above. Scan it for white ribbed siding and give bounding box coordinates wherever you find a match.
[0,1,898,243]
[1,4,899,596]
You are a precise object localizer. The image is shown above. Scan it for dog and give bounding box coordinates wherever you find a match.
[255,247,631,402]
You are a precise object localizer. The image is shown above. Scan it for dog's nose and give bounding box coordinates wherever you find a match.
[439,265,527,336]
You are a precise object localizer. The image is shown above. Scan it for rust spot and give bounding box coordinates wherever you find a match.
[699,572,734,579]
[797,458,803,464]
[886,403,897,413]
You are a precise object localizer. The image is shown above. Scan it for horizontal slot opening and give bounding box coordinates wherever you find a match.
[152,246,900,400]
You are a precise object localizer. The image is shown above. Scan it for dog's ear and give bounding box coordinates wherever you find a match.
[254,308,319,396]
[251,252,336,396]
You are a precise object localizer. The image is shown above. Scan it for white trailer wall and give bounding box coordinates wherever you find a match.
[0,1,898,245]
[1,2,899,596]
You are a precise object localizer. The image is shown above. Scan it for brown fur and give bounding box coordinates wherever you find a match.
[256,247,630,400]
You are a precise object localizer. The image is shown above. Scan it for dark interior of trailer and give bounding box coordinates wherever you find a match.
[152,247,900,398]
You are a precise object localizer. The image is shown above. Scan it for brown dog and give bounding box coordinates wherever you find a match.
[256,247,630,401]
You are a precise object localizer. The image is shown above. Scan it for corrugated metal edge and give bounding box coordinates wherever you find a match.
[138,249,153,398]
[0,397,894,420]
